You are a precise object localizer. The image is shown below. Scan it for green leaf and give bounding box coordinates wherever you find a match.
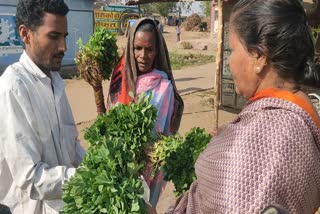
[131,201,140,212]
[63,94,157,213]
[100,208,108,213]
[98,185,104,192]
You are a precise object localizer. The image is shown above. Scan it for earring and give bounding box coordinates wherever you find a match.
[255,66,261,73]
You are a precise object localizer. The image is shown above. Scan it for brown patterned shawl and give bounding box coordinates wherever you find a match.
[168,96,320,213]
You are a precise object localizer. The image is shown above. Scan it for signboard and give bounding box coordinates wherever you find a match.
[222,50,232,79]
[95,10,121,20]
[94,5,140,33]
[221,79,236,108]
[103,5,140,13]
[0,14,23,57]
[95,21,119,30]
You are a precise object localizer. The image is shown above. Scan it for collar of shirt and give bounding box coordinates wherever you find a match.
[19,51,48,79]
[19,51,66,98]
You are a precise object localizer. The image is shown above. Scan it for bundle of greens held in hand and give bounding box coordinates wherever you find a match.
[63,95,157,214]
[150,128,211,196]
[75,27,119,85]
[75,27,119,114]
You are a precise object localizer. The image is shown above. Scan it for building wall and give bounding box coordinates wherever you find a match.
[0,0,94,73]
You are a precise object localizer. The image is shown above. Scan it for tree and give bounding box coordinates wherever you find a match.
[200,1,211,17]
[154,2,176,18]
[140,2,192,19]
[140,2,175,18]
[140,3,153,14]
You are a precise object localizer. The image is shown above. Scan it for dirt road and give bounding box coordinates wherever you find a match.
[66,62,216,124]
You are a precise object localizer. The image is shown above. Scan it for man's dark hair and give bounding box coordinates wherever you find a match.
[0,204,12,214]
[16,0,69,31]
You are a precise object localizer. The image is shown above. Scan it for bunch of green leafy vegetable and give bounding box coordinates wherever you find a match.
[75,27,119,83]
[63,95,157,214]
[150,127,211,196]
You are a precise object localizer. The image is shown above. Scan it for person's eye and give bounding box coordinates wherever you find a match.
[48,33,59,40]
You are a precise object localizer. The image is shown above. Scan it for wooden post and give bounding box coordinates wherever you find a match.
[210,1,216,38]
[213,0,223,131]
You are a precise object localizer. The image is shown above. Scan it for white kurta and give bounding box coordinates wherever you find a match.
[0,52,85,214]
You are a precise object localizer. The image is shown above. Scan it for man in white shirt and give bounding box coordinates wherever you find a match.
[0,0,85,213]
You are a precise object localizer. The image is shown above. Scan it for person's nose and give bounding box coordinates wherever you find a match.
[140,48,147,59]
[58,37,67,52]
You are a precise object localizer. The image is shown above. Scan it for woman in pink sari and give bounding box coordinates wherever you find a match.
[107,18,184,209]
[167,0,320,213]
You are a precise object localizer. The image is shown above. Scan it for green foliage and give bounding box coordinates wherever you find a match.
[200,1,211,17]
[140,2,191,19]
[150,127,211,196]
[170,52,215,70]
[76,27,119,80]
[63,95,158,214]
[140,2,177,18]
[149,135,183,173]
[140,4,151,14]
[154,2,176,18]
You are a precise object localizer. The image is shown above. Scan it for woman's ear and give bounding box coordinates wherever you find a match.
[253,53,267,74]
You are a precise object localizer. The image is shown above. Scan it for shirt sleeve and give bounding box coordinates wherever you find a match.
[74,141,85,167]
[0,83,76,201]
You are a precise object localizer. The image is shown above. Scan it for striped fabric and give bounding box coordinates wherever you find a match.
[136,69,174,136]
[136,69,175,207]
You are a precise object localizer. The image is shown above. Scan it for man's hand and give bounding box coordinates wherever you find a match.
[146,203,157,214]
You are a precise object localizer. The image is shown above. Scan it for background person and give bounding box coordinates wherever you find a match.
[176,25,181,42]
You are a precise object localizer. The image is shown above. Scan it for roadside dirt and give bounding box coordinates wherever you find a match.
[116,25,217,56]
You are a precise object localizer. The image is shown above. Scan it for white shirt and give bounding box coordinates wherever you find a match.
[0,52,85,214]
[176,26,181,34]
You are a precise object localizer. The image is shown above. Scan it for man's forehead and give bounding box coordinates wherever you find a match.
[42,13,67,26]
[37,12,68,33]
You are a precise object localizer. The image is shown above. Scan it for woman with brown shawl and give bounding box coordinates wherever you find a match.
[107,17,184,208]
[166,0,320,213]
